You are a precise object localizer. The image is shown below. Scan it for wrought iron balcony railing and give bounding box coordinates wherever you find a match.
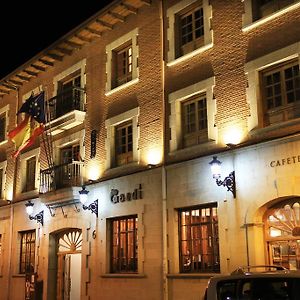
[47,86,85,121]
[39,161,84,193]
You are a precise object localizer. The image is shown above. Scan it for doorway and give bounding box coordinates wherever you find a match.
[48,228,82,300]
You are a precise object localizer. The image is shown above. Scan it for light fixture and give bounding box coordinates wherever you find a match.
[25,200,44,226]
[79,186,98,217]
[209,156,236,198]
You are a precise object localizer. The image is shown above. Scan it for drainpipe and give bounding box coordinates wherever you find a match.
[244,208,250,266]
[7,204,14,300]
[160,1,168,299]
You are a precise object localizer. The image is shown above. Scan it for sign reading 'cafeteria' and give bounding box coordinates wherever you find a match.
[270,155,300,167]
[110,184,143,204]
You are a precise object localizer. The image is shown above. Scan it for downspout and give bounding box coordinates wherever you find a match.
[160,1,168,299]
[244,208,250,266]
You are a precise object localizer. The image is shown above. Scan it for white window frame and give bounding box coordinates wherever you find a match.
[20,148,40,194]
[0,104,9,146]
[0,160,7,199]
[105,107,140,170]
[166,0,213,66]
[105,28,139,95]
[245,42,300,132]
[242,0,300,32]
[169,77,216,152]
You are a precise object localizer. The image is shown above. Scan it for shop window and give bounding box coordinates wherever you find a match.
[178,204,220,273]
[261,60,300,126]
[167,0,212,64]
[19,230,36,274]
[265,200,300,270]
[110,215,138,273]
[106,28,139,94]
[169,77,216,152]
[105,107,139,170]
[182,94,208,148]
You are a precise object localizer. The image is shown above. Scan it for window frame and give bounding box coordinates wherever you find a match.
[178,203,220,273]
[105,28,139,95]
[19,230,36,274]
[168,77,216,152]
[110,215,138,273]
[166,0,212,66]
[0,104,9,145]
[105,107,139,170]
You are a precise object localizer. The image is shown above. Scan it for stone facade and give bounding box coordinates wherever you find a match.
[0,0,300,299]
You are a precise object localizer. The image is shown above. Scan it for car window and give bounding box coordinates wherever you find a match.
[216,278,300,300]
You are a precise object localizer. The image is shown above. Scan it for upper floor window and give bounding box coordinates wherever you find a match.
[243,0,300,30]
[19,230,35,274]
[106,28,139,94]
[110,215,138,273]
[0,105,9,145]
[115,121,133,167]
[105,107,139,170]
[25,157,36,192]
[179,204,220,273]
[261,60,300,126]
[169,77,216,152]
[113,42,133,88]
[167,0,212,65]
[182,94,208,148]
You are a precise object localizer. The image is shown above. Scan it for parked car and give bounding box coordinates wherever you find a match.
[203,265,300,300]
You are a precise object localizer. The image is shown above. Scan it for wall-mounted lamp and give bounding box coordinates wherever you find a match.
[79,186,98,217]
[25,200,44,226]
[209,156,236,198]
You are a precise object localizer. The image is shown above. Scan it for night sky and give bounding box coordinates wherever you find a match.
[0,0,114,79]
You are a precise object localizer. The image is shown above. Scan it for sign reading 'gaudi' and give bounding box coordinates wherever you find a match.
[110,184,143,204]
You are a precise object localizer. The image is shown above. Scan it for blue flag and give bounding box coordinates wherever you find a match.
[18,91,46,124]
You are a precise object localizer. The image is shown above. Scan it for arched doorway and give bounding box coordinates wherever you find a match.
[48,228,82,300]
[264,199,300,270]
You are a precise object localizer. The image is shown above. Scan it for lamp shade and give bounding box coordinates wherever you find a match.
[79,186,89,204]
[25,200,34,215]
[209,156,222,179]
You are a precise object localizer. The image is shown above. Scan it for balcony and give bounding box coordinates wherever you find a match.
[39,161,84,194]
[46,86,86,135]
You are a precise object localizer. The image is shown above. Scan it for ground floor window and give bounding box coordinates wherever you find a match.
[178,203,220,273]
[110,215,138,273]
[19,230,36,274]
[265,200,300,270]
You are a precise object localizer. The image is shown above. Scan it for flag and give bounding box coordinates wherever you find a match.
[8,92,46,158]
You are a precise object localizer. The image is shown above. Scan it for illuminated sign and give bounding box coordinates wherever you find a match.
[110,184,143,204]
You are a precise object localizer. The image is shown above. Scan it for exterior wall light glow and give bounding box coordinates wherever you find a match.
[79,186,98,217]
[209,156,236,198]
[25,200,44,226]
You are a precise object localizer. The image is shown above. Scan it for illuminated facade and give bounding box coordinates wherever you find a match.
[0,0,300,299]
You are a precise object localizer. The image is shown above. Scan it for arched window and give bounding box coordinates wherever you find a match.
[265,200,300,270]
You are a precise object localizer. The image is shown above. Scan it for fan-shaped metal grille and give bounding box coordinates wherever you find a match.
[267,203,300,238]
[58,230,82,253]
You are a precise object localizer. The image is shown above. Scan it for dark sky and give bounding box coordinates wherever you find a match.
[0,0,114,79]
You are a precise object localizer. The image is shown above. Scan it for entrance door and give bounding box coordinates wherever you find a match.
[56,229,82,300]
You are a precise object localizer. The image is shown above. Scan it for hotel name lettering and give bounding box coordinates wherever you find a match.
[270,155,300,167]
[111,184,143,204]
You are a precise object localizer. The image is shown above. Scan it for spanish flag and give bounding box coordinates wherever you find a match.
[8,92,45,158]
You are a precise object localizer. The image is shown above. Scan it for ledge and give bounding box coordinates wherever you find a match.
[167,273,216,279]
[101,273,146,279]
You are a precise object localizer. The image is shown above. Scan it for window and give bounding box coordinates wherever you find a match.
[169,77,216,152]
[167,0,212,64]
[261,60,300,126]
[0,168,3,199]
[105,107,139,170]
[110,215,138,273]
[106,28,139,94]
[243,0,300,30]
[178,204,220,273]
[24,157,36,192]
[177,4,204,57]
[113,43,133,88]
[115,121,133,166]
[245,42,300,131]
[19,230,35,274]
[182,94,208,147]
[0,113,6,143]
